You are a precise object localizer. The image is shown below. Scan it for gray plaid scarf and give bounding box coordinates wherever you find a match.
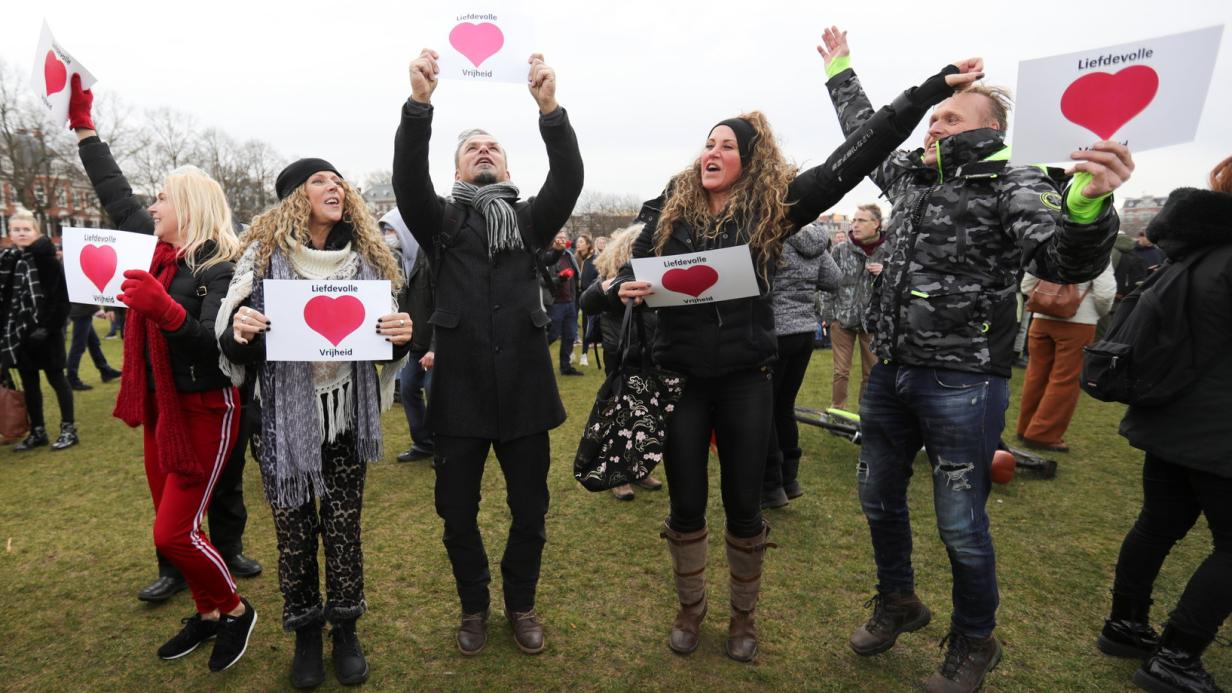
[450,180,523,257]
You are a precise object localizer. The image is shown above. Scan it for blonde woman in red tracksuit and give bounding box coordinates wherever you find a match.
[107,161,258,671]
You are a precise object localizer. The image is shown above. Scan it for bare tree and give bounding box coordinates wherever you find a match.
[0,58,86,234]
[568,189,641,238]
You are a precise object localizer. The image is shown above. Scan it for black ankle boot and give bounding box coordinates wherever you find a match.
[330,620,369,685]
[14,426,48,452]
[1133,625,1223,693]
[1099,593,1159,659]
[290,623,325,689]
[51,422,79,451]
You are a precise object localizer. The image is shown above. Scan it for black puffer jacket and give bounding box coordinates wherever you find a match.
[77,135,235,392]
[1119,188,1232,475]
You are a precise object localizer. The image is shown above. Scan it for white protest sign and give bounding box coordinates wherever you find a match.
[61,227,158,306]
[263,280,393,362]
[29,21,98,127]
[630,245,760,309]
[436,10,536,84]
[1011,26,1224,165]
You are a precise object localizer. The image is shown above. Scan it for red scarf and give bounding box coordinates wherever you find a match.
[113,242,201,481]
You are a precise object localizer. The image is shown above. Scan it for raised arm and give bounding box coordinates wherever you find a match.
[391,49,448,253]
[69,76,154,234]
[786,60,981,226]
[524,54,584,247]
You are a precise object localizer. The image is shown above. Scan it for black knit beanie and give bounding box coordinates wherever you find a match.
[710,118,758,166]
[275,158,342,200]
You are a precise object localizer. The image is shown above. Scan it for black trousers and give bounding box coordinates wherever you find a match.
[16,331,73,429]
[763,332,815,492]
[434,432,551,615]
[1112,453,1232,641]
[664,368,773,538]
[157,391,256,577]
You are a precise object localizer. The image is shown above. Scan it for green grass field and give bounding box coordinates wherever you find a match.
[1,321,1227,692]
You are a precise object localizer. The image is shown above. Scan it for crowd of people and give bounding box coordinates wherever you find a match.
[0,25,1228,693]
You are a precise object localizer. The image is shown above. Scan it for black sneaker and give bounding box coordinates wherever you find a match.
[158,614,219,660]
[13,426,48,452]
[208,597,256,672]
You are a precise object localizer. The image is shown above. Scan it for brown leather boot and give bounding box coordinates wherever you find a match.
[849,591,932,655]
[661,522,708,655]
[724,522,773,663]
[923,631,1002,693]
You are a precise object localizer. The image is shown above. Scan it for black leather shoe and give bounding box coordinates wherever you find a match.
[99,366,122,383]
[1133,626,1223,693]
[560,367,584,376]
[68,377,93,391]
[396,446,434,463]
[227,553,263,578]
[138,575,187,603]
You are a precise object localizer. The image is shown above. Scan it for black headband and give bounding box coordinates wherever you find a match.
[275,158,342,200]
[711,118,758,166]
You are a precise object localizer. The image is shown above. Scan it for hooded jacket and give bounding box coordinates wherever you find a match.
[1119,188,1232,475]
[826,68,1120,377]
[770,222,839,336]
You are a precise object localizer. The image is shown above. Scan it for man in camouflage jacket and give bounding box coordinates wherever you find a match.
[819,27,1134,693]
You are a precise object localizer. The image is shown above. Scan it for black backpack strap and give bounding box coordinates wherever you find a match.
[433,200,470,292]
[516,200,559,290]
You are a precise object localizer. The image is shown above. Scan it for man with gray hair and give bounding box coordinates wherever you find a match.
[392,48,583,657]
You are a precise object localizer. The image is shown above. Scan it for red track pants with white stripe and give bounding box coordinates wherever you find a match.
[144,387,242,614]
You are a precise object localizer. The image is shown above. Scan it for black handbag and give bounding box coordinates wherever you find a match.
[573,303,686,491]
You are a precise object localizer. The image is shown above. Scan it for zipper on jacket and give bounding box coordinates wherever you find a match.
[888,183,938,359]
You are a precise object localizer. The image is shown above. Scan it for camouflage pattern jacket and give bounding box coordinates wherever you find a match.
[826,68,1120,377]
[826,233,891,331]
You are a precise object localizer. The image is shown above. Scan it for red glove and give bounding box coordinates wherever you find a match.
[558,268,575,279]
[68,74,95,131]
[117,270,186,331]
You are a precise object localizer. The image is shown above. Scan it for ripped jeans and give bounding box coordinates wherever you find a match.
[857,363,1008,638]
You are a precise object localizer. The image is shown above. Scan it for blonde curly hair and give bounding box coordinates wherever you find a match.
[594,223,644,280]
[242,180,401,289]
[654,111,798,277]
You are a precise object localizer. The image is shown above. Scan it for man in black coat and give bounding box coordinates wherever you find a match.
[74,124,262,601]
[392,48,583,656]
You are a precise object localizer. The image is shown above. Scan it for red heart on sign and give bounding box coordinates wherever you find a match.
[44,50,68,96]
[449,22,505,67]
[303,295,366,347]
[79,244,117,292]
[662,265,719,298]
[1060,65,1159,140]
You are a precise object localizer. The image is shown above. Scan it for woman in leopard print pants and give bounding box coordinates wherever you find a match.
[218,159,413,688]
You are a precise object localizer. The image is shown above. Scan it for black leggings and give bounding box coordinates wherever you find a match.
[763,332,815,490]
[1112,453,1232,641]
[17,364,74,429]
[663,368,773,538]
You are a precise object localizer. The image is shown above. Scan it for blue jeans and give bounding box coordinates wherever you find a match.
[399,354,433,451]
[546,301,577,371]
[857,363,1008,637]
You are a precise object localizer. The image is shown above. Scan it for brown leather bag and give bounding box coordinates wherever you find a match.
[0,368,29,441]
[1026,280,1092,319]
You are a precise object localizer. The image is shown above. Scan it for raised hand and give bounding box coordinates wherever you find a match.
[1068,141,1135,198]
[527,53,558,114]
[68,74,95,134]
[409,48,440,104]
[944,57,985,88]
[816,26,850,69]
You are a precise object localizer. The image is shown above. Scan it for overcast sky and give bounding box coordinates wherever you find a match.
[3,0,1230,218]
